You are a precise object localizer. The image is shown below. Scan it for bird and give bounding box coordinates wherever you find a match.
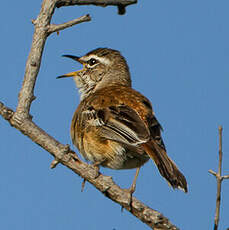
[57,48,188,195]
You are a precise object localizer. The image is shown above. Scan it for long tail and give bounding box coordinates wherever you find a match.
[142,142,188,193]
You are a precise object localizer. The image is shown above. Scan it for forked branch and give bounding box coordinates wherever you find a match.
[47,14,91,34]
[209,126,229,230]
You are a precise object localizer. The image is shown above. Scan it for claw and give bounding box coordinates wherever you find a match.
[81,161,102,192]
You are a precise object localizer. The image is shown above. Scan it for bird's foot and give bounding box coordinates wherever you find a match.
[122,184,136,212]
[81,161,102,192]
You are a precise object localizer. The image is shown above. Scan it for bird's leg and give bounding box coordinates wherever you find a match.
[129,167,140,194]
[122,167,140,211]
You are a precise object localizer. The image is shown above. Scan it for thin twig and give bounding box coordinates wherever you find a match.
[47,14,91,34]
[208,126,228,230]
[208,170,217,177]
[56,0,137,8]
[222,175,229,179]
[56,0,137,14]
[214,126,223,230]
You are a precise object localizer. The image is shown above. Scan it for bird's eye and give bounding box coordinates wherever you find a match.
[88,58,97,66]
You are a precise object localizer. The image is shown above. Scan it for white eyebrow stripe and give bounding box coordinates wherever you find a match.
[82,54,111,65]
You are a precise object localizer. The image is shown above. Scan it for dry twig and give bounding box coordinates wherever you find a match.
[0,0,180,229]
[56,0,137,14]
[209,126,229,230]
[47,14,91,34]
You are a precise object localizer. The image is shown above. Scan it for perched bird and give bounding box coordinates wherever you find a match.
[58,48,188,194]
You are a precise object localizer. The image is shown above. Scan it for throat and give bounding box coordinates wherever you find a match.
[74,77,96,101]
[78,84,95,100]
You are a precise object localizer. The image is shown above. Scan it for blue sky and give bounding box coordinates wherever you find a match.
[0,1,229,229]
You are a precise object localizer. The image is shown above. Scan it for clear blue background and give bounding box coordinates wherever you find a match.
[0,1,229,229]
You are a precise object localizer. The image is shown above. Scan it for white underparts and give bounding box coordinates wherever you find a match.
[73,74,96,101]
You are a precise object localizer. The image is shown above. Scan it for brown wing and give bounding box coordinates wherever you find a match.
[81,104,150,146]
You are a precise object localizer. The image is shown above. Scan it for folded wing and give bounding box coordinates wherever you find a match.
[83,104,150,146]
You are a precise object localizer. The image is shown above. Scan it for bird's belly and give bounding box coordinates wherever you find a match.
[81,131,149,169]
[105,153,150,170]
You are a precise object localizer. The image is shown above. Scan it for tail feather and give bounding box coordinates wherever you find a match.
[142,142,188,193]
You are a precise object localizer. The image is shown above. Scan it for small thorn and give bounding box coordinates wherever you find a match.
[31,19,36,25]
[81,179,86,192]
[50,159,60,169]
[31,95,36,101]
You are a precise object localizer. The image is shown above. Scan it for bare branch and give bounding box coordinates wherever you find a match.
[15,0,56,120]
[47,14,91,35]
[0,101,179,230]
[214,126,223,230]
[56,0,137,14]
[56,0,137,8]
[209,126,229,230]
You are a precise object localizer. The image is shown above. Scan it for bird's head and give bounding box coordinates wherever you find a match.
[58,48,131,100]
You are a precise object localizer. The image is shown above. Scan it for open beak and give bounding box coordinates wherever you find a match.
[57,55,85,79]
